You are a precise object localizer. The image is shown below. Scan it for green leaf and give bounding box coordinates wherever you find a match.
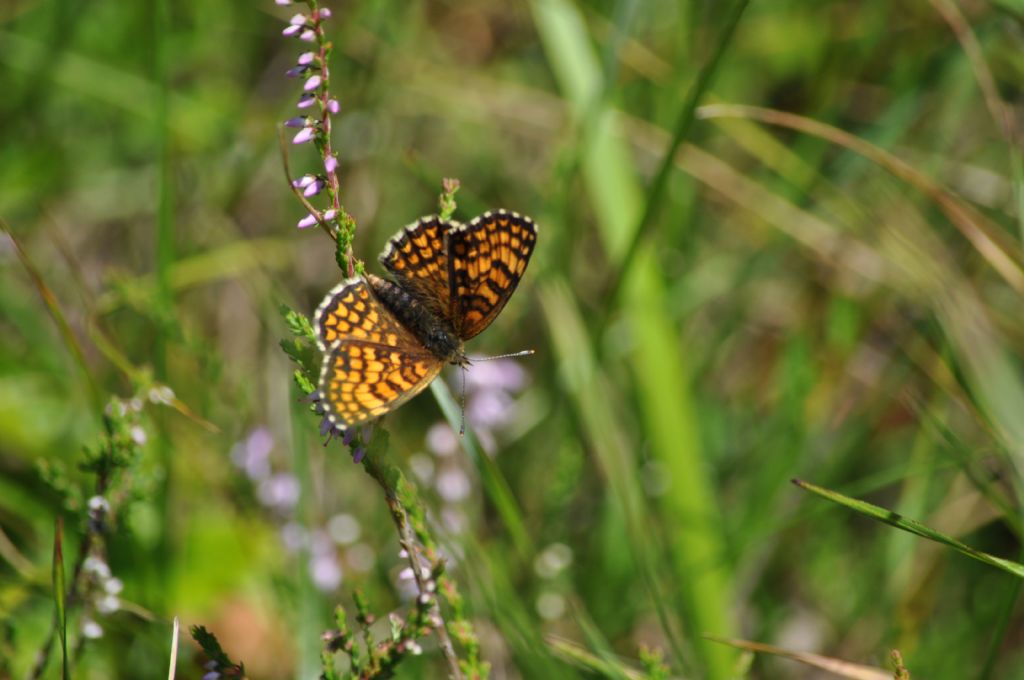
[293,369,317,395]
[190,625,246,677]
[794,479,1024,578]
[279,303,317,343]
[280,337,318,380]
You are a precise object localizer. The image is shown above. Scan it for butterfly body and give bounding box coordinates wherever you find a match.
[314,210,537,428]
[365,273,466,366]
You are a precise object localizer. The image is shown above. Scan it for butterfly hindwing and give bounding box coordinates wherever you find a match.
[447,210,538,340]
[319,338,442,427]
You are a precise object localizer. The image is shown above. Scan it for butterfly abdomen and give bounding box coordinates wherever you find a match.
[367,274,463,363]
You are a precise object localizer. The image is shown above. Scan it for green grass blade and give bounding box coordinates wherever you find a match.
[167,616,180,680]
[52,517,69,680]
[431,379,534,559]
[607,0,752,303]
[530,1,738,675]
[794,479,1024,578]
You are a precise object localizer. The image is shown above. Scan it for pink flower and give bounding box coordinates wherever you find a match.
[303,179,325,197]
[292,126,315,144]
[304,74,322,91]
[297,213,318,229]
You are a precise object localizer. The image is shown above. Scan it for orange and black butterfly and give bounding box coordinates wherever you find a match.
[314,210,538,428]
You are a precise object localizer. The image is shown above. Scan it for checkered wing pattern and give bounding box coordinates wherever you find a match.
[314,279,443,426]
[447,210,538,340]
[379,216,451,320]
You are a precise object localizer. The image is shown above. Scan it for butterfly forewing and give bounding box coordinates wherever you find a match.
[314,278,410,352]
[447,210,537,340]
[315,279,443,426]
[378,216,451,320]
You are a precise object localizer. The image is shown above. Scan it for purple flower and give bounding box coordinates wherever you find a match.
[303,74,322,91]
[282,24,301,36]
[324,155,338,174]
[288,12,307,25]
[292,126,315,144]
[230,427,274,480]
[293,173,316,188]
[285,65,309,78]
[466,358,527,392]
[318,8,333,19]
[297,93,316,109]
[426,422,458,457]
[298,51,315,65]
[327,98,340,114]
[303,179,325,197]
[284,115,308,128]
[323,209,337,221]
[275,0,291,4]
[311,554,343,591]
[258,473,301,510]
[300,29,316,42]
[468,388,515,429]
[297,213,318,229]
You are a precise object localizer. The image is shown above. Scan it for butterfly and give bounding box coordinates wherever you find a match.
[313,210,538,428]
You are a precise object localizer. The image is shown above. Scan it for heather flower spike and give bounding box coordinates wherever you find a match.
[278,0,358,276]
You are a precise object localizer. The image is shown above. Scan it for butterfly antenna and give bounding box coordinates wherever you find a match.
[472,349,536,361]
[459,364,467,436]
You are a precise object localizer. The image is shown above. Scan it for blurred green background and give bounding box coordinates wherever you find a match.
[2,0,1024,678]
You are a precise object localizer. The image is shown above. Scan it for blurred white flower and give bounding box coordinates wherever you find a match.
[435,468,470,503]
[96,593,120,614]
[258,473,300,510]
[230,427,274,481]
[535,592,566,620]
[310,554,342,591]
[82,556,111,579]
[280,521,308,553]
[408,453,435,482]
[327,514,361,545]
[345,543,376,573]
[129,425,147,445]
[81,619,104,639]
[425,422,458,457]
[534,543,574,579]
